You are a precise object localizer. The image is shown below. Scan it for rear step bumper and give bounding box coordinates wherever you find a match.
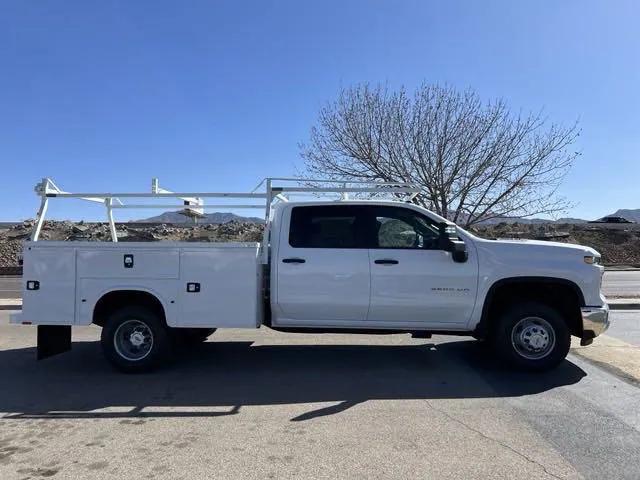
[8,313,72,360]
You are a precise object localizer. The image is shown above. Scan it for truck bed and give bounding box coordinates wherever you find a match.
[14,241,262,328]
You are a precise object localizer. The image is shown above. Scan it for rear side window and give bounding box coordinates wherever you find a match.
[289,206,366,248]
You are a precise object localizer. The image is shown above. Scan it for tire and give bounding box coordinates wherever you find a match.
[100,306,171,373]
[492,301,570,371]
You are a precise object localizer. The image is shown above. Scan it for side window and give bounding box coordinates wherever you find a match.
[289,206,365,248]
[369,207,441,249]
[377,217,420,248]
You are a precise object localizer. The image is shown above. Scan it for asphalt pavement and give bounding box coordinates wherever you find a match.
[601,270,640,298]
[1,311,639,480]
[0,276,20,299]
[603,310,640,346]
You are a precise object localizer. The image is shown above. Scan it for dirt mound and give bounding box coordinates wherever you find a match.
[2,220,639,267]
[470,223,640,266]
[0,220,264,267]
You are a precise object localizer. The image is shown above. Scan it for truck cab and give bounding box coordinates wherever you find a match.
[270,201,478,331]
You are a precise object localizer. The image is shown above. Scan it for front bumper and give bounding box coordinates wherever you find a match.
[580,304,610,345]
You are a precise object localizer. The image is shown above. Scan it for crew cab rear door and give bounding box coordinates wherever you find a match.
[274,205,370,325]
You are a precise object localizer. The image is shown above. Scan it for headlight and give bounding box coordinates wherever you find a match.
[584,255,601,265]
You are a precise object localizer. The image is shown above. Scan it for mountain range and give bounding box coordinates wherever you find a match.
[448,208,640,225]
[607,209,640,223]
[136,211,263,224]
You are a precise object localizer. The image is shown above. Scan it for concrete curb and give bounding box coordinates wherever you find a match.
[571,335,640,386]
[0,300,22,311]
[609,302,640,311]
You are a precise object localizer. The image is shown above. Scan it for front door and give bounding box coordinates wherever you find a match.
[275,205,370,325]
[364,206,477,327]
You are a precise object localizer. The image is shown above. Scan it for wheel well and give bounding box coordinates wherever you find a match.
[92,290,167,327]
[478,278,583,338]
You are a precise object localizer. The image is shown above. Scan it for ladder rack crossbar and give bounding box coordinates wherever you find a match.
[110,204,266,209]
[269,177,419,186]
[273,186,420,194]
[251,176,421,192]
[30,176,422,248]
[47,192,268,199]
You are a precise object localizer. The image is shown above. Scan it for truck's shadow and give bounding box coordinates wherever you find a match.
[0,340,586,421]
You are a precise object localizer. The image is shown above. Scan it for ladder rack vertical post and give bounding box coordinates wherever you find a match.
[261,178,273,264]
[106,198,118,242]
[340,182,348,200]
[31,196,49,242]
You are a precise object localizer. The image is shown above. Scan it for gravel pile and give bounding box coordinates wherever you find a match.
[470,223,640,266]
[0,220,264,267]
[2,220,640,267]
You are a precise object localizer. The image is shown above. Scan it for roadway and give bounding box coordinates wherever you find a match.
[607,310,640,346]
[0,275,20,299]
[601,270,640,298]
[0,311,639,479]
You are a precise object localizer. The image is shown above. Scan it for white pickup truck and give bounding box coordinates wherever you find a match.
[11,178,610,372]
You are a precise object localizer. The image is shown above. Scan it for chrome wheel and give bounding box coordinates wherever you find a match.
[113,319,154,361]
[510,316,556,360]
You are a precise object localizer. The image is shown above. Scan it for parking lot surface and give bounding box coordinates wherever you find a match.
[0,276,20,299]
[1,312,640,479]
[602,270,640,298]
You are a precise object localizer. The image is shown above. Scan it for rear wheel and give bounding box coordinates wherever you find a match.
[101,306,171,373]
[492,301,570,371]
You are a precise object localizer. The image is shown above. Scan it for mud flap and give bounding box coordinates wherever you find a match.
[37,325,72,360]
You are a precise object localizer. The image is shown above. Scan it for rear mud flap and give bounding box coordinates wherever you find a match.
[37,325,72,360]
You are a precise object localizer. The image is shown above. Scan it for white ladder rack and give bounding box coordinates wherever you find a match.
[30,177,421,250]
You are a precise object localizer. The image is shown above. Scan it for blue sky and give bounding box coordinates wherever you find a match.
[1,0,638,221]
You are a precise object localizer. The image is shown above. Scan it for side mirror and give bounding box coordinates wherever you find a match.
[438,223,468,263]
[449,240,468,263]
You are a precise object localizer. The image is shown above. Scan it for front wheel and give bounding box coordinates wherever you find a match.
[492,302,570,371]
[101,306,171,373]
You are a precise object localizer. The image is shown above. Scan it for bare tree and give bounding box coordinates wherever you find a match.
[299,83,579,227]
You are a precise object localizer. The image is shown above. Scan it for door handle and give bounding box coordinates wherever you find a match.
[282,257,306,264]
[374,259,399,265]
